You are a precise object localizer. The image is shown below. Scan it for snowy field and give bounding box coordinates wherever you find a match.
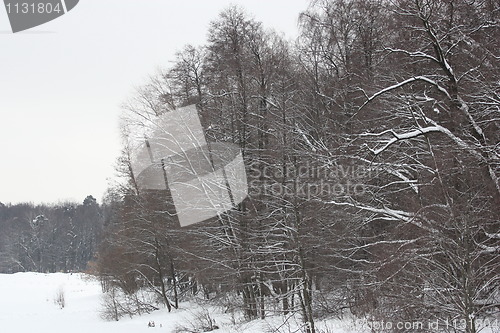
[7,273,498,333]
[0,272,362,333]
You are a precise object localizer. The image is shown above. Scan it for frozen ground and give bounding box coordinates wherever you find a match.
[6,273,497,333]
[0,272,238,333]
[0,272,364,333]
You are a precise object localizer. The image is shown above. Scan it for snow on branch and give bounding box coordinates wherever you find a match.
[295,123,317,152]
[477,243,500,255]
[361,126,442,155]
[361,115,500,195]
[358,76,451,111]
[327,200,437,233]
[386,48,440,64]
[346,239,418,251]
[485,232,500,240]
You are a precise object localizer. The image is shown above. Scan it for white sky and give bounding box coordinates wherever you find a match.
[0,0,308,205]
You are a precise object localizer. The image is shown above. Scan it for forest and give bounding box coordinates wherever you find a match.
[1,1,498,333]
[0,196,104,273]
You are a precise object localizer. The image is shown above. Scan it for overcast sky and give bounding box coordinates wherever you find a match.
[0,0,308,205]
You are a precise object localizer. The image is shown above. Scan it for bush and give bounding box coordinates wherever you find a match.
[54,286,65,309]
[100,285,160,321]
[173,308,219,333]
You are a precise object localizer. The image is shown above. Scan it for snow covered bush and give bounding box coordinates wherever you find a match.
[173,308,219,333]
[100,285,160,321]
[54,286,65,309]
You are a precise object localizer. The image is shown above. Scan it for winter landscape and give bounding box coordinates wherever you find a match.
[0,272,365,333]
[1,1,499,333]
[0,272,498,333]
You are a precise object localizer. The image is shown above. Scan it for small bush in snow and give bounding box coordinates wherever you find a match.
[100,286,160,321]
[173,308,219,332]
[54,287,65,309]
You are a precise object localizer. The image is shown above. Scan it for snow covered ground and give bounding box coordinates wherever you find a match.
[0,272,240,333]
[8,272,497,333]
[3,272,500,333]
[0,272,364,333]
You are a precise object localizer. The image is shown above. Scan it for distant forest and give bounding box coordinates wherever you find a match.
[1,1,498,333]
[0,196,105,273]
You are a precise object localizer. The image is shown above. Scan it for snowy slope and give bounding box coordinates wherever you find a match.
[0,272,367,333]
[0,272,194,333]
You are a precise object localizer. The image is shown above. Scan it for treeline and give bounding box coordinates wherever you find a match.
[0,196,105,273]
[95,1,499,332]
